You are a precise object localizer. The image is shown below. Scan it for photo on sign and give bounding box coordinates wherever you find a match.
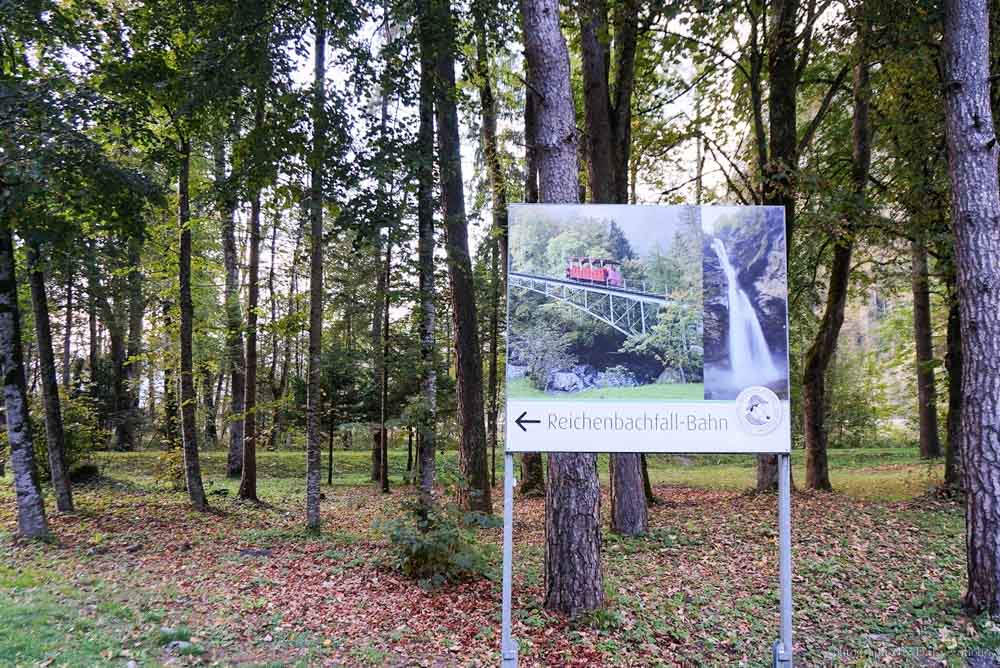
[507,204,704,402]
[701,206,789,400]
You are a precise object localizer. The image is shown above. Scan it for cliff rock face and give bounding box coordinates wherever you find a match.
[702,207,789,397]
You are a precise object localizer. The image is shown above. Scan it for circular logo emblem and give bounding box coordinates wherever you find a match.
[735,386,783,435]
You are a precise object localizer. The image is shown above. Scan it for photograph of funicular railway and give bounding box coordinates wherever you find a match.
[506,204,704,401]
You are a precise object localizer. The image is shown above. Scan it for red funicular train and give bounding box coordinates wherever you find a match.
[565,257,625,288]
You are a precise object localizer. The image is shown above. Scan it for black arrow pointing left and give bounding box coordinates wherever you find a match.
[515,411,541,432]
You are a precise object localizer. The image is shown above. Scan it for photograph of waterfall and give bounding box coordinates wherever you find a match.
[701,206,790,400]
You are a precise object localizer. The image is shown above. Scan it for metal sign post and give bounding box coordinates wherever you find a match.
[501,204,794,667]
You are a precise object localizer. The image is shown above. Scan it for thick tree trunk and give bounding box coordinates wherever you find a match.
[215,138,246,479]
[28,244,73,512]
[757,0,800,492]
[911,237,941,458]
[305,2,326,531]
[942,0,1000,615]
[434,0,491,514]
[576,0,646,534]
[239,187,261,502]
[522,0,604,615]
[416,3,438,502]
[178,140,208,511]
[803,15,869,492]
[610,454,647,535]
[0,225,49,538]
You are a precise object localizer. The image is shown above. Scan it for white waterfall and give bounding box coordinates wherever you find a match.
[711,238,780,387]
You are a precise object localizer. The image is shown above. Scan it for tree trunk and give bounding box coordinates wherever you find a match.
[379,236,391,494]
[434,0,491,514]
[215,137,246,479]
[88,271,98,378]
[576,0,646,534]
[416,2,438,503]
[944,272,963,490]
[178,139,208,511]
[610,454,647,535]
[519,70,545,499]
[305,1,326,531]
[0,225,49,538]
[640,454,656,504]
[942,0,1000,615]
[202,365,218,448]
[161,301,180,451]
[473,0,508,492]
[911,237,941,458]
[802,12,870,492]
[522,0,604,615]
[239,186,261,502]
[28,244,73,512]
[121,237,144,451]
[62,269,72,390]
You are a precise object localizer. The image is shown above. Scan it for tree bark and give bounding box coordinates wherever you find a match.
[0,225,49,538]
[434,0,491,514]
[178,139,208,511]
[802,9,870,492]
[239,187,261,502]
[522,0,604,615]
[911,237,941,458]
[121,237,144,451]
[576,0,646,534]
[62,269,71,390]
[215,137,246,479]
[28,244,73,512]
[202,365,217,448]
[473,0,508,491]
[305,0,326,531]
[379,236,391,494]
[942,0,1000,615]
[160,301,180,451]
[416,1,438,503]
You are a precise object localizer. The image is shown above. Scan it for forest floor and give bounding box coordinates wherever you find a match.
[0,448,993,667]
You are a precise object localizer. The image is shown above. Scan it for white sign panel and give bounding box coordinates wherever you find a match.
[505,204,791,454]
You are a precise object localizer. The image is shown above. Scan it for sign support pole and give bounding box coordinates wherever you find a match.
[501,451,518,667]
[773,452,793,667]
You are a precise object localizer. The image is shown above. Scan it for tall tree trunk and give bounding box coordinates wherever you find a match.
[434,0,491,514]
[576,0,646,535]
[88,268,98,378]
[911,237,941,458]
[0,225,49,538]
[160,301,180,451]
[522,0,604,616]
[519,75,545,498]
[943,271,963,490]
[239,186,262,502]
[62,269,72,390]
[473,0,508,491]
[178,139,208,511]
[202,365,218,447]
[757,0,800,492]
[943,0,1000,615]
[216,137,246,479]
[379,237,391,494]
[305,0,327,531]
[118,238,144,452]
[28,244,73,512]
[416,2,437,502]
[802,10,870,492]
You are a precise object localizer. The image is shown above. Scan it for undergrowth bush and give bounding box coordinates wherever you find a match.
[28,391,104,481]
[378,497,499,590]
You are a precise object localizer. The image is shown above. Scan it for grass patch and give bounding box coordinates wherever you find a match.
[507,377,704,401]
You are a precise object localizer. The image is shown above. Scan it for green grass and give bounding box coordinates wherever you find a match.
[507,377,704,401]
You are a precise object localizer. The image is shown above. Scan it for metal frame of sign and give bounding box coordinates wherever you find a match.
[500,204,793,668]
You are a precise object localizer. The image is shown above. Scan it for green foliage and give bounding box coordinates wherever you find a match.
[511,322,576,391]
[29,391,104,481]
[378,498,499,590]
